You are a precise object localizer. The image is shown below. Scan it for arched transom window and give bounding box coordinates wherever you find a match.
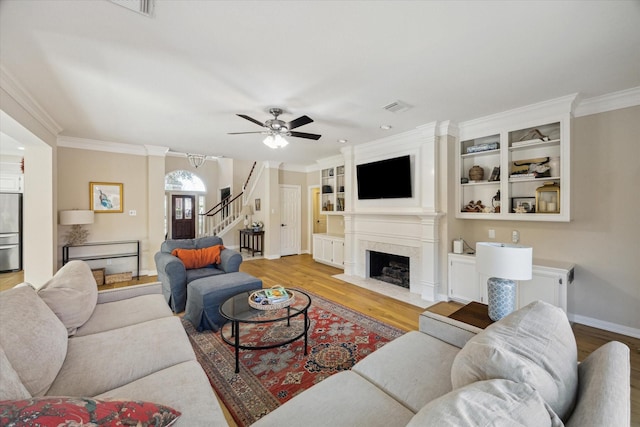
[165,170,206,192]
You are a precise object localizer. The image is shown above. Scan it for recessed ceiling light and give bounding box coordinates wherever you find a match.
[380,125,392,130]
[17,146,25,150]
[338,139,348,144]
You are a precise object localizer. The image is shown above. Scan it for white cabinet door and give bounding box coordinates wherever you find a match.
[448,255,482,303]
[332,239,344,266]
[321,238,333,263]
[312,235,322,261]
[518,267,566,311]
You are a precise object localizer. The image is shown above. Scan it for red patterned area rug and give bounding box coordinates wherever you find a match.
[181,289,404,426]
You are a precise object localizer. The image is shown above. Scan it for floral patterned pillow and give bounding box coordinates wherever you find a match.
[0,397,181,426]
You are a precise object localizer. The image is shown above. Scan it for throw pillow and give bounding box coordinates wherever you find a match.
[0,397,181,427]
[0,346,31,401]
[407,379,563,427]
[38,260,98,336]
[0,286,68,397]
[172,245,224,269]
[450,300,578,421]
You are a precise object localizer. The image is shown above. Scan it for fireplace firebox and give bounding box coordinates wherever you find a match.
[368,251,410,288]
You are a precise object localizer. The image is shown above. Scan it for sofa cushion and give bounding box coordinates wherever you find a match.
[75,294,173,337]
[451,300,577,421]
[38,260,98,336]
[252,371,414,427]
[352,331,460,413]
[0,346,31,400]
[171,245,224,269]
[0,397,181,427]
[0,286,68,397]
[46,316,196,397]
[96,361,226,427]
[407,379,563,427]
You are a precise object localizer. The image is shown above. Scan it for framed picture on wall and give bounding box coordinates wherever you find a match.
[90,182,123,213]
[255,198,261,211]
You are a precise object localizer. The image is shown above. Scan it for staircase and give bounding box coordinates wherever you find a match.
[202,161,262,237]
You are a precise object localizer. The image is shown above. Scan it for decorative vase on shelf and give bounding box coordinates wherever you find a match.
[469,165,484,181]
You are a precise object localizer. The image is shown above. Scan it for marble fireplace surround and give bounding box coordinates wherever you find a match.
[340,212,441,305]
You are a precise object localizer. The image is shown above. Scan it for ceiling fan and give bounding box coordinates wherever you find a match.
[228,108,321,148]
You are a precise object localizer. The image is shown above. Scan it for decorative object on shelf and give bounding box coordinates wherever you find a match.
[251,220,263,232]
[466,142,499,154]
[469,165,484,181]
[186,153,206,168]
[476,242,533,321]
[511,197,536,213]
[510,157,550,179]
[536,181,560,213]
[242,204,254,228]
[462,200,485,213]
[548,157,560,177]
[488,167,500,182]
[516,128,550,144]
[322,185,333,193]
[492,190,501,213]
[59,209,94,245]
[460,177,469,184]
[90,182,123,213]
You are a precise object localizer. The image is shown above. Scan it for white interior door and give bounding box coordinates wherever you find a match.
[280,185,300,256]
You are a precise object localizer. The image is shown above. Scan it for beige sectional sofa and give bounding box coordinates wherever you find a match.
[254,300,631,426]
[0,261,227,426]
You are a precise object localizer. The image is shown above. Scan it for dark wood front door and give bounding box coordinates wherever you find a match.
[171,195,195,239]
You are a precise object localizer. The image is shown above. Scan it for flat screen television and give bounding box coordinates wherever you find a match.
[356,155,412,199]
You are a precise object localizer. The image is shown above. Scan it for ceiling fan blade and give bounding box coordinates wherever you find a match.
[237,114,265,127]
[288,115,313,130]
[290,131,321,140]
[227,131,265,135]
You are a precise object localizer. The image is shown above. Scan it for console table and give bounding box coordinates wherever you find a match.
[239,229,264,256]
[62,240,140,279]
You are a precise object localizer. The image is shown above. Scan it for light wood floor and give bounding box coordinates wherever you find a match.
[2,254,638,425]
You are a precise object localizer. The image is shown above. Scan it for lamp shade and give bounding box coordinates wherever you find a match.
[59,210,94,225]
[241,204,254,216]
[476,242,532,280]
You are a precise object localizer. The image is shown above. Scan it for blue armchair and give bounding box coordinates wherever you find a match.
[154,236,242,313]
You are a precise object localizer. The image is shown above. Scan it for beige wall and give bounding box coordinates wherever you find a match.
[452,106,640,330]
[57,148,153,273]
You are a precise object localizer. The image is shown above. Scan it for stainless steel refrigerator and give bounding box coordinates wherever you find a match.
[0,193,22,272]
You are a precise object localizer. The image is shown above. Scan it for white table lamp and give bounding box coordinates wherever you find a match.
[59,210,94,245]
[241,204,254,228]
[476,242,533,321]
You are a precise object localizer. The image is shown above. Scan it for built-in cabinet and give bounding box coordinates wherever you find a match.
[456,96,574,222]
[312,234,344,269]
[0,172,23,193]
[448,253,574,312]
[320,165,345,213]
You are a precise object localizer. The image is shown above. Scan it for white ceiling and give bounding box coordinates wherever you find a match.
[1,1,639,167]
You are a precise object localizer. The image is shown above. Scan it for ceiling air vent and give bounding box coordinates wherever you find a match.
[382,100,412,113]
[109,0,154,17]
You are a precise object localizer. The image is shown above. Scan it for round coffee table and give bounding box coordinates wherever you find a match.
[219,288,311,373]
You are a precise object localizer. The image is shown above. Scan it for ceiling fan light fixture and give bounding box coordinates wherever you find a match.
[186,153,206,168]
[263,134,289,149]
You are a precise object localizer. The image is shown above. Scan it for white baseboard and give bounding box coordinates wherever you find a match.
[569,313,640,339]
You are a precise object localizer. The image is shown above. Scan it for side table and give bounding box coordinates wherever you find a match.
[447,301,494,329]
[239,229,264,256]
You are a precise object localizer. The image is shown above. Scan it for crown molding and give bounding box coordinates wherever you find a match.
[0,66,63,136]
[57,135,148,156]
[574,86,640,117]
